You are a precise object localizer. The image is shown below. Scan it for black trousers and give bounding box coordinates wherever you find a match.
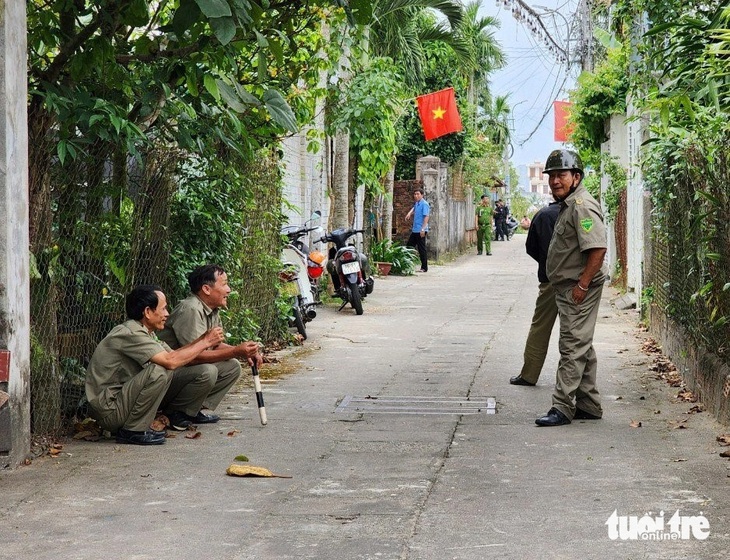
[495,220,506,240]
[407,232,428,271]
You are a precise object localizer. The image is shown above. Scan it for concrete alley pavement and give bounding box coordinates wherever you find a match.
[1,235,729,560]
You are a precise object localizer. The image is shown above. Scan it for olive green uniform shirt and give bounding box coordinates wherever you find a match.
[158,295,221,349]
[475,205,493,228]
[85,320,170,411]
[546,184,608,289]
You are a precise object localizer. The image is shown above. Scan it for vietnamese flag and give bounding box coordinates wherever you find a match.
[416,87,463,141]
[553,100,575,142]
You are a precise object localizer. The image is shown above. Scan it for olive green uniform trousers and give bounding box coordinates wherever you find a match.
[476,226,491,254]
[552,283,604,419]
[518,282,559,384]
[160,359,242,417]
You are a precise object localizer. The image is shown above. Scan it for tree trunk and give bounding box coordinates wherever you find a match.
[332,130,350,229]
[384,163,395,241]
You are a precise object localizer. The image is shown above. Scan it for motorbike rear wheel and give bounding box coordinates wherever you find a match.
[347,279,364,315]
[293,299,307,339]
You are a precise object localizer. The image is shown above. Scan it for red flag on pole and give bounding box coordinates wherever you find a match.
[416,87,463,141]
[553,100,574,142]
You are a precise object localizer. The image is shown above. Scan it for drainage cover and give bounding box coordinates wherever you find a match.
[335,395,496,415]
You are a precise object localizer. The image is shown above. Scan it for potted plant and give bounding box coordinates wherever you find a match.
[369,239,420,276]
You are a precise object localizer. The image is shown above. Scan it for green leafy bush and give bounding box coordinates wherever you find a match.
[369,239,420,275]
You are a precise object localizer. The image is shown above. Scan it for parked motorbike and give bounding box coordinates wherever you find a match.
[506,215,519,240]
[280,213,325,338]
[278,263,308,340]
[318,228,374,315]
[282,214,326,307]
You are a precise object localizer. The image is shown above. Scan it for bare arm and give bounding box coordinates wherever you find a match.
[420,215,429,236]
[572,247,607,304]
[188,340,263,367]
[149,327,225,370]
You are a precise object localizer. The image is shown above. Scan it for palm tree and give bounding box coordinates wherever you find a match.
[369,0,471,87]
[481,93,511,150]
[456,0,506,121]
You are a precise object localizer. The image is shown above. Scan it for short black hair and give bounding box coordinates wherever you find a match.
[414,187,424,196]
[126,285,163,320]
[188,264,226,294]
[480,194,489,200]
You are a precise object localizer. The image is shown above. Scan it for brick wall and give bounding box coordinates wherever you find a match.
[393,180,422,244]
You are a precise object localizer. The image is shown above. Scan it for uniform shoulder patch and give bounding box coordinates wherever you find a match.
[575,197,583,205]
[580,217,594,232]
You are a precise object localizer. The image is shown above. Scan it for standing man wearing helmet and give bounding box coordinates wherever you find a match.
[535,150,608,427]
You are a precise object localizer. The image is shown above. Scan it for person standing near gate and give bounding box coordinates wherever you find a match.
[535,149,608,427]
[509,200,560,386]
[405,187,430,272]
[475,195,493,255]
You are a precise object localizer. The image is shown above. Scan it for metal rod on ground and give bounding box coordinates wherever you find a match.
[251,364,267,425]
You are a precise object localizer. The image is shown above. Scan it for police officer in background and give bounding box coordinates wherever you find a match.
[535,150,608,427]
[474,194,493,255]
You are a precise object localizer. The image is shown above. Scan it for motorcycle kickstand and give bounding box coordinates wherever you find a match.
[337,300,348,311]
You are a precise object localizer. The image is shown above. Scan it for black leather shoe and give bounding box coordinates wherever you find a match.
[535,408,571,427]
[509,375,536,386]
[193,410,220,424]
[116,428,166,445]
[166,410,195,431]
[574,408,602,420]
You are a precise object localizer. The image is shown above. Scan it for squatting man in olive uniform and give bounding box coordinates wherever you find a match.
[85,285,225,445]
[535,149,608,427]
[159,264,263,430]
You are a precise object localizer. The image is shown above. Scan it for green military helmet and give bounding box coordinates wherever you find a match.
[543,149,583,176]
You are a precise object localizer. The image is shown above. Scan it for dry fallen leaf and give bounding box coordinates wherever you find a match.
[672,458,688,462]
[629,420,642,428]
[720,450,730,458]
[185,429,201,439]
[227,430,240,437]
[669,418,689,429]
[676,390,698,403]
[226,464,292,478]
[151,417,168,432]
[716,434,730,446]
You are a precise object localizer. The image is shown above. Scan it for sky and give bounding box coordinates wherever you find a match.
[479,0,581,171]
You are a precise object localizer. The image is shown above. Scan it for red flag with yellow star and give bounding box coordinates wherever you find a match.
[416,87,463,141]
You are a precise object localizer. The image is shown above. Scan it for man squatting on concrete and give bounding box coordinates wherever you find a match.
[158,264,264,430]
[509,199,561,387]
[535,149,608,427]
[85,285,225,445]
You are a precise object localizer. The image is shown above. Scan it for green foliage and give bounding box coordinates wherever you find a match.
[569,44,630,168]
[330,58,405,195]
[601,156,628,223]
[369,239,420,274]
[462,134,503,193]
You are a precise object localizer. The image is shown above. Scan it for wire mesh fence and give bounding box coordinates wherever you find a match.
[29,136,286,437]
[647,130,730,363]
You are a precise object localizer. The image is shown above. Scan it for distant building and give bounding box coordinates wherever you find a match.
[528,160,550,196]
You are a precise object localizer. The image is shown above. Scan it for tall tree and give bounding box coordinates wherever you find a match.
[456,1,506,108]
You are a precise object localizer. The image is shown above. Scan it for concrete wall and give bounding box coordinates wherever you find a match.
[0,1,30,468]
[649,306,730,425]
